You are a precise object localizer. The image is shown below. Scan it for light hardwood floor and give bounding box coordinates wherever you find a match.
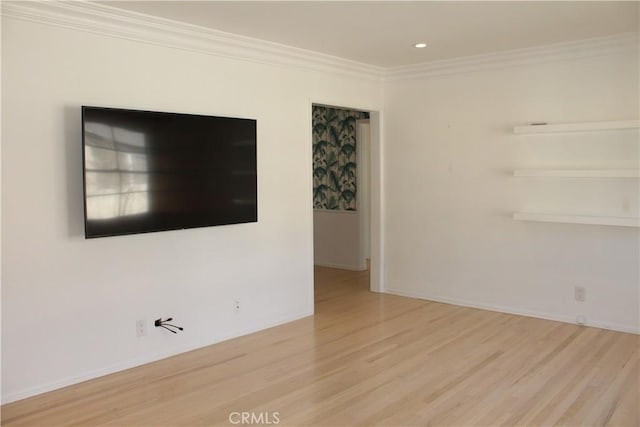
[3,267,638,426]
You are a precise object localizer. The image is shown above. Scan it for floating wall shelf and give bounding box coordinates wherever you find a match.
[513,120,640,134]
[513,212,639,227]
[513,169,640,178]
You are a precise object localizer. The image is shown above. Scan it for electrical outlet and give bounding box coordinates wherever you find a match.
[575,286,586,302]
[136,320,146,337]
[234,300,241,313]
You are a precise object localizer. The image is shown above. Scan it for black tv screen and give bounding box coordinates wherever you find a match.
[82,106,257,238]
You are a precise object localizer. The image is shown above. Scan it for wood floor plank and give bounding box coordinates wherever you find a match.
[2,267,638,426]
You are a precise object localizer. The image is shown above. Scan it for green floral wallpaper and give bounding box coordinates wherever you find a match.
[312,106,369,210]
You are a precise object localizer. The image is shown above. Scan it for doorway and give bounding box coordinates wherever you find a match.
[311,104,373,295]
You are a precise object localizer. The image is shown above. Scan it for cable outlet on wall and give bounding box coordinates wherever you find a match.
[575,286,586,302]
[234,300,241,313]
[136,319,147,337]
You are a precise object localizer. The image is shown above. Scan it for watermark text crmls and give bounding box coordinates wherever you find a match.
[228,411,280,425]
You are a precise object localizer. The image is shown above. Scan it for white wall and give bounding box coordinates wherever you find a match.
[313,210,361,270]
[383,51,639,333]
[1,16,381,402]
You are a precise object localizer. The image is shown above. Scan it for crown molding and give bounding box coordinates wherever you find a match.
[385,32,639,81]
[2,1,637,83]
[1,1,385,81]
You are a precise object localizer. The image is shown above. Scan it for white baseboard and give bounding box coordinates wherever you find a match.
[2,309,313,404]
[314,262,365,271]
[385,288,639,335]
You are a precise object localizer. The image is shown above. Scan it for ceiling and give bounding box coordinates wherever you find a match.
[100,1,639,68]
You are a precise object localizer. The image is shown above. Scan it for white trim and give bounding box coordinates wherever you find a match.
[514,120,640,134]
[513,212,640,227]
[314,262,365,271]
[368,111,384,293]
[513,169,640,178]
[0,1,384,81]
[385,288,639,335]
[386,33,639,81]
[0,9,3,404]
[306,100,316,319]
[1,309,313,404]
[356,120,371,271]
[313,208,358,215]
[1,2,637,83]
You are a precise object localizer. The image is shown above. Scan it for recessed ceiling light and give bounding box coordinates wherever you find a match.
[414,43,427,48]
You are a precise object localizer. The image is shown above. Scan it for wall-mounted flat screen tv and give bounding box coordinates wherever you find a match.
[82,106,257,238]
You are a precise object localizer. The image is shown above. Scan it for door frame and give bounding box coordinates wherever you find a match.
[308,99,384,296]
[356,118,370,271]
